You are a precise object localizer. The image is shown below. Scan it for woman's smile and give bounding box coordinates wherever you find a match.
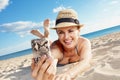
[64,39,72,45]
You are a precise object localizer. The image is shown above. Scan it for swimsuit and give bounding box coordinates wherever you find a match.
[57,42,79,67]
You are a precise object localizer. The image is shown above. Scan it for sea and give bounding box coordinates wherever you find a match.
[0,25,120,60]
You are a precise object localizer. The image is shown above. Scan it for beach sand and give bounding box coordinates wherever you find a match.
[0,32,120,80]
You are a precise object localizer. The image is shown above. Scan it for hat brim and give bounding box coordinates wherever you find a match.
[50,22,84,29]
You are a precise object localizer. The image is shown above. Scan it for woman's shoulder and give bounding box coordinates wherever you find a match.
[77,37,91,49]
[51,40,60,48]
[50,40,63,60]
[50,40,63,51]
[77,37,91,55]
[79,36,90,43]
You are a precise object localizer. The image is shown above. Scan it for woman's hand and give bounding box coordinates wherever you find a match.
[31,55,58,80]
[30,19,50,38]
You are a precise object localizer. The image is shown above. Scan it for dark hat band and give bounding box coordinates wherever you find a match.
[56,18,79,25]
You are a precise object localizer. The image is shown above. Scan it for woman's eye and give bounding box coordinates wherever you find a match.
[58,31,64,34]
[69,30,74,33]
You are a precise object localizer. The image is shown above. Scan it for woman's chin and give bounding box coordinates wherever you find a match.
[64,44,74,49]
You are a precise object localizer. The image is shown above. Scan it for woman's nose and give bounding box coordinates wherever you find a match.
[64,32,69,39]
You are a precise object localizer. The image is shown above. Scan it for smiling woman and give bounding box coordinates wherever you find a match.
[31,9,92,80]
[0,0,120,80]
[56,27,80,49]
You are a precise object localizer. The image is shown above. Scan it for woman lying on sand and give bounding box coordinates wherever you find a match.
[31,9,92,80]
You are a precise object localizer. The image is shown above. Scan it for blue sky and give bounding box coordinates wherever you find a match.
[0,0,120,56]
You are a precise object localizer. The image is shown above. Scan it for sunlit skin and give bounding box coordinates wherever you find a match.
[56,26,80,50]
[54,26,81,64]
[31,19,92,80]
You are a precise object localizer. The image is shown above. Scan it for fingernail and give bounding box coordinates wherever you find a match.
[48,57,53,61]
[41,55,46,59]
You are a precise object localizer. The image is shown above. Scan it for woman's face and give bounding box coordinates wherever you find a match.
[56,26,80,49]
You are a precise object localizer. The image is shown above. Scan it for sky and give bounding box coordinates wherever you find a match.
[0,0,120,56]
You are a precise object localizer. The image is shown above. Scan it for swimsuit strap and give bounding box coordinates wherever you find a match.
[57,44,79,67]
[75,43,79,56]
[57,40,79,66]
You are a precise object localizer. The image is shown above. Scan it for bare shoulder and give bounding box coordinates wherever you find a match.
[78,37,91,47]
[78,37,92,60]
[51,40,61,50]
[50,40,63,60]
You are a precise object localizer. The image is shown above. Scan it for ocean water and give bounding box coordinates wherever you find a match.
[81,25,120,39]
[0,49,32,60]
[0,25,120,60]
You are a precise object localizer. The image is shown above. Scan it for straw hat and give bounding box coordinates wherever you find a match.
[51,9,83,29]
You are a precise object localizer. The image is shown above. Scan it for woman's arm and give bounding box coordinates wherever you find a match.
[31,41,62,80]
[68,39,92,77]
[55,39,92,80]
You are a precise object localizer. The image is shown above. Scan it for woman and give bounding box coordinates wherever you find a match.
[31,9,92,80]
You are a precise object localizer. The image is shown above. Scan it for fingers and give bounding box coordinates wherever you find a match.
[47,59,58,74]
[44,30,49,38]
[30,29,44,38]
[31,19,50,38]
[32,55,47,78]
[44,59,58,80]
[38,57,52,80]
[31,58,35,71]
[31,56,57,80]
[44,19,50,38]
[49,74,55,80]
[44,19,50,27]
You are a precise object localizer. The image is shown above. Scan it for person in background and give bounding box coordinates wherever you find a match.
[31,9,92,80]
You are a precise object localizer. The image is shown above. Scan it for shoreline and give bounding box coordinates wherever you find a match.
[0,31,120,80]
[1,25,120,60]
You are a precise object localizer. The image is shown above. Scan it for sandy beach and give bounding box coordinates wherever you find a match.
[0,32,120,80]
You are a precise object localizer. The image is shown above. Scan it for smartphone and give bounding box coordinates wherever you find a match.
[31,38,50,63]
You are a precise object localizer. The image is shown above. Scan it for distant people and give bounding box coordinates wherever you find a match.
[31,9,92,80]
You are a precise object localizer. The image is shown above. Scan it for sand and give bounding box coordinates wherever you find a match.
[0,32,120,80]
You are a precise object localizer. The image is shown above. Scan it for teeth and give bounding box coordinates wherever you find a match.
[65,40,71,42]
[64,40,72,45]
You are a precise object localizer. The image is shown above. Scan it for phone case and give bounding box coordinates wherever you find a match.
[31,38,50,63]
